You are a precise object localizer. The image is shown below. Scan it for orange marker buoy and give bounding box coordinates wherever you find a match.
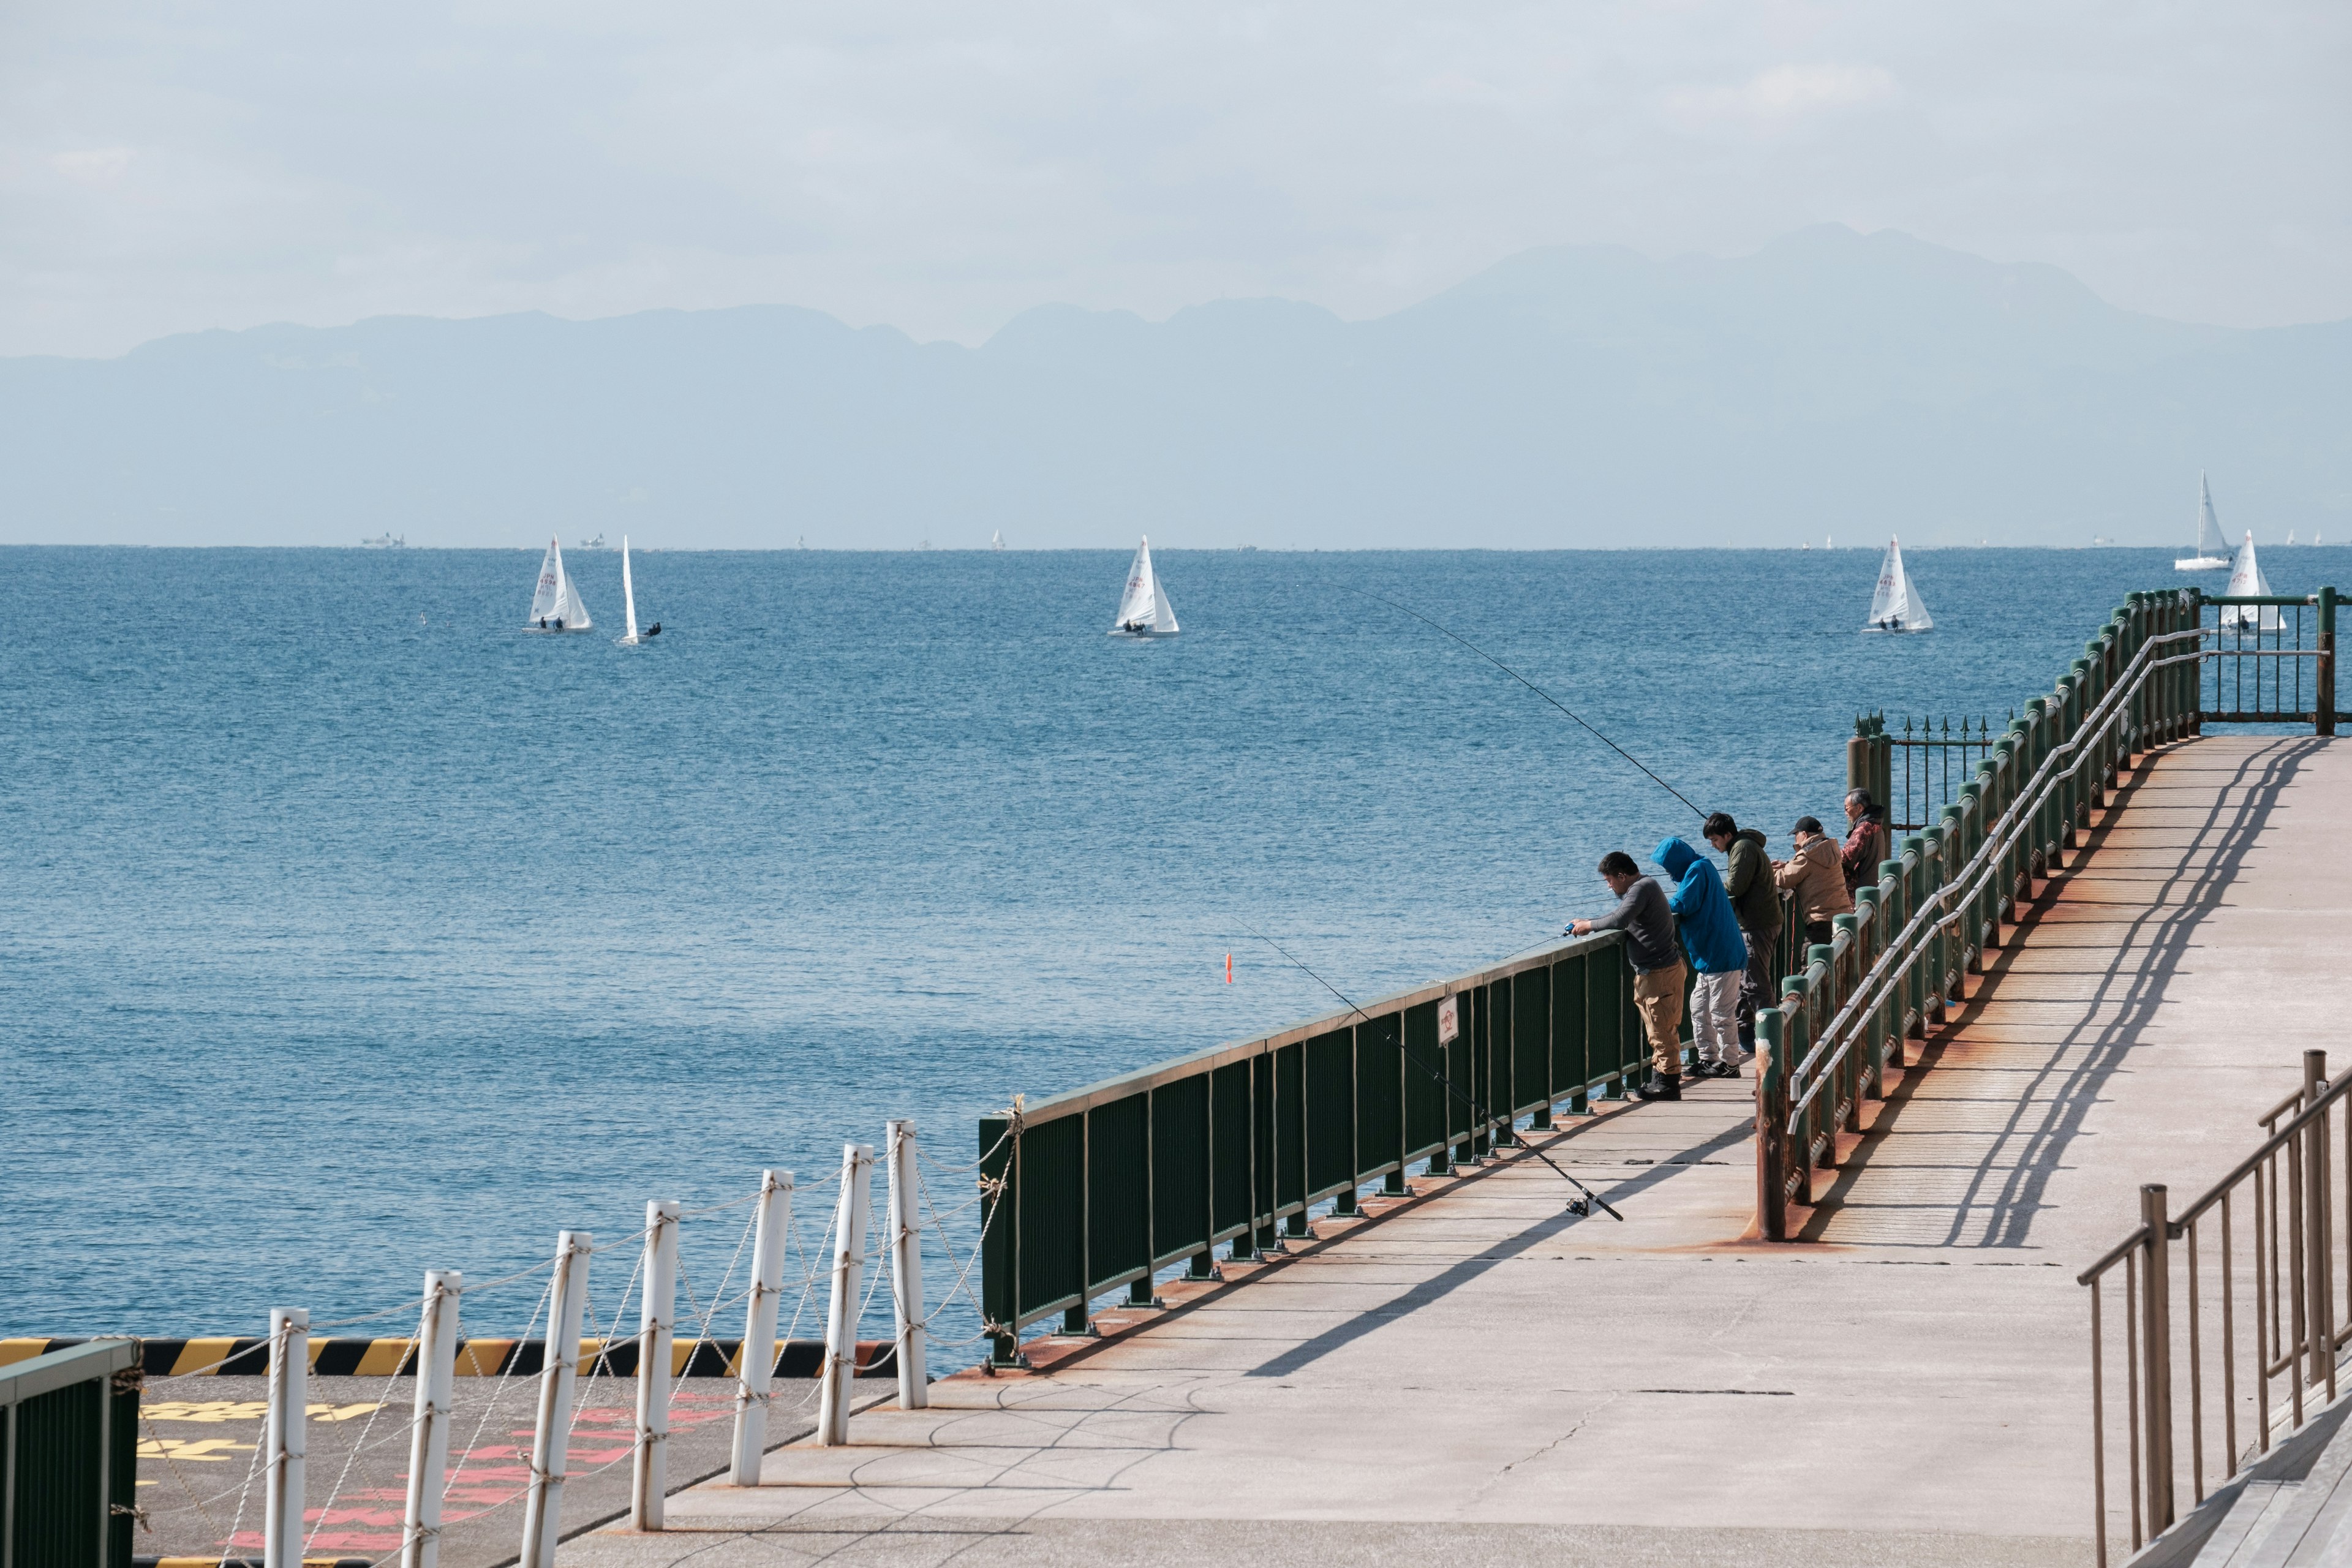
[1225,952,1232,984]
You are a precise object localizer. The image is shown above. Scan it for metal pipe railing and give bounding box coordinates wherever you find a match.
[2080,1052,2352,1564]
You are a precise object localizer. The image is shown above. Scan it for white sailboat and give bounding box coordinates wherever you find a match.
[2220,532,2280,629]
[616,535,641,646]
[2176,473,2231,571]
[1862,537,1933,633]
[1110,536,1179,636]
[991,530,1006,551]
[526,535,593,631]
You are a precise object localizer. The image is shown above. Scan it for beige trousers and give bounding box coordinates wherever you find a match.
[1634,960,1689,1078]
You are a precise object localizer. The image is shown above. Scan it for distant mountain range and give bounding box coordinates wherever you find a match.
[4,225,2345,548]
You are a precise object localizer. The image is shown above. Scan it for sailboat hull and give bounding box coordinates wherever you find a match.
[2175,557,2231,571]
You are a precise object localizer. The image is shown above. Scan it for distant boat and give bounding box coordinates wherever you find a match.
[991,530,1005,551]
[2220,532,2279,629]
[362,533,406,549]
[1862,537,1933,633]
[527,535,593,631]
[2287,529,2297,545]
[2176,474,2231,571]
[1110,536,1180,636]
[576,533,606,551]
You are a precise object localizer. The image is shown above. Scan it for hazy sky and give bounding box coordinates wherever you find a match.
[4,1,2346,359]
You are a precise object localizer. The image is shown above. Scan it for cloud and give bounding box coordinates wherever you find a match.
[1664,63,1900,130]
[49,146,134,186]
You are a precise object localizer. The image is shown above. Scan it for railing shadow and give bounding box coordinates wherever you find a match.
[1796,736,2325,1248]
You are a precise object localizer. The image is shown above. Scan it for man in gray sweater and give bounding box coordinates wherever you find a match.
[1570,850,1687,1102]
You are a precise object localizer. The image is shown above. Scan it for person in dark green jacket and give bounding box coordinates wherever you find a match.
[1706,812,1782,1051]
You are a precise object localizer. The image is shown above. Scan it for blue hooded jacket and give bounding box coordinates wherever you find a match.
[1655,836,1747,974]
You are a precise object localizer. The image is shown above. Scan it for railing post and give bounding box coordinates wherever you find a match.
[402,1272,461,1568]
[1755,1007,1789,1241]
[1830,919,1861,1127]
[2304,1050,2331,1395]
[263,1306,309,1568]
[818,1142,875,1446]
[2141,1184,2174,1536]
[520,1231,590,1568]
[632,1200,680,1531]
[1901,837,1929,1037]
[2319,586,2337,738]
[886,1118,930,1410]
[1855,889,1884,1098]
[2187,589,2206,733]
[730,1169,793,1485]
[1784,976,1814,1188]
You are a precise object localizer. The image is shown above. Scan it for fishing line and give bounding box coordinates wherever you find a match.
[1237,922,1623,1222]
[1352,588,1706,821]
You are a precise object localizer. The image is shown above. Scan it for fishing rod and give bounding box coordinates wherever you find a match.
[1238,923,1623,1222]
[1352,587,1706,822]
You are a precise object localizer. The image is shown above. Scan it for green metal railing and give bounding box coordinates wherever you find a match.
[1755,587,2337,1237]
[2199,586,2337,729]
[1,1339,140,1568]
[979,932,1657,1364]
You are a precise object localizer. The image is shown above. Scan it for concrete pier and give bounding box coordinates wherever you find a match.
[562,736,2349,1567]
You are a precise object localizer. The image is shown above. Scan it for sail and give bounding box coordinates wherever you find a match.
[529,537,565,622]
[1864,537,1932,631]
[2196,475,2226,557]
[1112,537,1179,633]
[619,536,639,643]
[2220,532,2280,628]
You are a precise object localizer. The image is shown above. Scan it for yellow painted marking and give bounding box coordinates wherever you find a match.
[171,1338,242,1376]
[0,1339,54,1369]
[308,1401,384,1423]
[353,1339,415,1376]
[138,1438,253,1461]
[145,1399,385,1424]
[145,1400,266,1423]
[453,1338,513,1376]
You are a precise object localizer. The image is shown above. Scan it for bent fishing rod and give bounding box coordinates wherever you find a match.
[1238,922,1623,1221]
[1351,587,1706,823]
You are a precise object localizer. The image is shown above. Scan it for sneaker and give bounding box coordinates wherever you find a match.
[1714,1061,1742,1080]
[1635,1074,1682,1102]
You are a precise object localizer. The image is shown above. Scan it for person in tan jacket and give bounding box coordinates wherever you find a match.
[1773,816,1854,948]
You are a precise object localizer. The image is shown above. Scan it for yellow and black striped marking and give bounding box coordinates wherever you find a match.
[3,1336,899,1378]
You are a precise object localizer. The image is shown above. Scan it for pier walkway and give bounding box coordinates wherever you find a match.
[566,736,2350,1568]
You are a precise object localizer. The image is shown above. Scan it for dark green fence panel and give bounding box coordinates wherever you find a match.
[1085,1092,1150,1294]
[1551,951,1589,1097]
[1148,1076,1211,1266]
[1016,1114,1084,1314]
[1588,949,1624,1082]
[1354,1012,1404,1178]
[1252,1053,1277,1224]
[1210,1061,1254,1237]
[979,1114,1015,1327]
[2,1340,140,1568]
[1403,999,1447,1161]
[1446,996,1475,1149]
[1273,1042,1306,1212]
[1485,981,1513,1124]
[1303,1028,1355,1198]
[1512,966,1551,1114]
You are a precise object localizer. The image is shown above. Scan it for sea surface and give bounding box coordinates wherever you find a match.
[7,544,2342,1347]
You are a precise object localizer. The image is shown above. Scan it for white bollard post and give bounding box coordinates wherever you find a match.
[816,1144,874,1446]
[631,1200,680,1531]
[729,1170,793,1485]
[402,1271,462,1568]
[263,1307,309,1568]
[519,1231,590,1568]
[886,1120,929,1410]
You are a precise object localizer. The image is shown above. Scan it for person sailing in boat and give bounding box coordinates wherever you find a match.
[646,622,661,637]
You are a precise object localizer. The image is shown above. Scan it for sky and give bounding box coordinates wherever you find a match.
[2,1,2347,360]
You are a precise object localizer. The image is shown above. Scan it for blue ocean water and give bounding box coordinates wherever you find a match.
[6,544,2342,1344]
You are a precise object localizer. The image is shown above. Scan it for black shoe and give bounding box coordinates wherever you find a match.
[1635,1074,1681,1102]
[1715,1061,1742,1080]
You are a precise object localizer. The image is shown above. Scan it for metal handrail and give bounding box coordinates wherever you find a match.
[2168,1071,2350,1232]
[1785,629,2208,1128]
